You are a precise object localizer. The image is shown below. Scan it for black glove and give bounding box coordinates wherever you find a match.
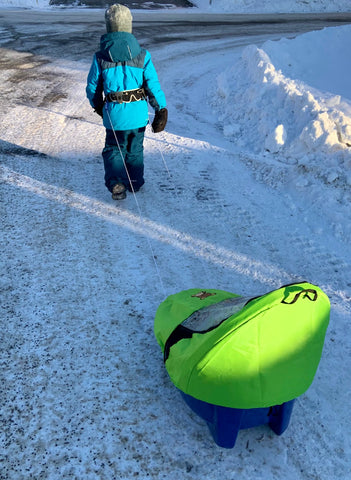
[94,105,103,118]
[152,108,168,133]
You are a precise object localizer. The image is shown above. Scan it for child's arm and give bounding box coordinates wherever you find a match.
[143,51,167,132]
[86,54,104,116]
[143,51,167,112]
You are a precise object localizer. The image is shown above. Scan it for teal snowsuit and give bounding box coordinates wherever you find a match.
[86,31,166,192]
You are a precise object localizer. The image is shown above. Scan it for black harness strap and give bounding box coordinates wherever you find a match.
[106,88,146,104]
[164,325,193,363]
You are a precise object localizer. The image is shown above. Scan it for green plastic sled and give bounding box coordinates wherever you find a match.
[154,282,330,409]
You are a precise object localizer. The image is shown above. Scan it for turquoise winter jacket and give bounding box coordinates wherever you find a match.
[86,32,167,131]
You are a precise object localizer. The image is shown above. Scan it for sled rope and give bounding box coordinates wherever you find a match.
[148,112,172,178]
[146,113,213,284]
[104,105,166,298]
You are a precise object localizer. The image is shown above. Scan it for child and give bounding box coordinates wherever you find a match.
[86,4,168,200]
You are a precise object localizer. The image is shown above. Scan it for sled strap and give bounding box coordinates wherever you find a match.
[106,88,146,104]
[164,325,193,363]
[281,289,318,304]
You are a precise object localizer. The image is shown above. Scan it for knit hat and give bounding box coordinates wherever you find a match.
[105,4,133,33]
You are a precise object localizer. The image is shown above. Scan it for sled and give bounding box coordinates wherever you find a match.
[154,282,330,447]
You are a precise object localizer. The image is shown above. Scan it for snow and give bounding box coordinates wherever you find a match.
[194,0,351,13]
[0,0,50,8]
[1,2,351,480]
[211,25,351,243]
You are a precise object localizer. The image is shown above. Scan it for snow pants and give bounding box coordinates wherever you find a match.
[102,127,146,193]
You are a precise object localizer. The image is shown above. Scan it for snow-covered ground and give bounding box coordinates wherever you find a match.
[1,2,351,479]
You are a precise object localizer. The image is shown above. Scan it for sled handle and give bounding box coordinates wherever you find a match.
[281,289,317,305]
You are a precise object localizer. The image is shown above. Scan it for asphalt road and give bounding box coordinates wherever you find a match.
[49,0,194,7]
[1,9,351,61]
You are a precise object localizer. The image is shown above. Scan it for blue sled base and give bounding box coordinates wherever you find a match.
[180,392,295,448]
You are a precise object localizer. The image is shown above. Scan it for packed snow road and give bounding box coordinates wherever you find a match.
[1,8,350,480]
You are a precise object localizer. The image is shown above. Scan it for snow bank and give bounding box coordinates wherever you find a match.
[212,25,351,191]
[0,0,50,8]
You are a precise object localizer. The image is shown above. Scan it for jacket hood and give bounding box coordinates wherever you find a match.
[99,32,142,63]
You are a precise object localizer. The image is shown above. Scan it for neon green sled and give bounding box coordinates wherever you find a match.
[154,282,330,409]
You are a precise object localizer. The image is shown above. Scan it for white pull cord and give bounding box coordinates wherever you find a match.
[104,104,167,298]
[146,114,213,285]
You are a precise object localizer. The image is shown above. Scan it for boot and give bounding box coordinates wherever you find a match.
[112,183,127,200]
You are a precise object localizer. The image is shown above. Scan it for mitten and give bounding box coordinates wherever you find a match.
[94,105,103,118]
[152,108,168,133]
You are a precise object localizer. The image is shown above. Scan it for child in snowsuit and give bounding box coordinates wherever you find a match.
[86,4,167,200]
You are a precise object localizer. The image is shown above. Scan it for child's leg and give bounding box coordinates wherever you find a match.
[125,127,146,192]
[102,129,129,192]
